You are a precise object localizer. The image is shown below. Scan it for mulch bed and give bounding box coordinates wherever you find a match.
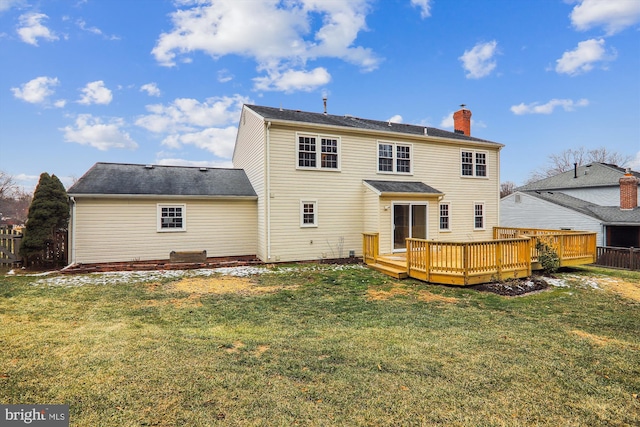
[471,276,549,296]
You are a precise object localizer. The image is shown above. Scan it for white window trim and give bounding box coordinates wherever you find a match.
[377,141,413,175]
[439,202,451,232]
[296,132,341,171]
[300,200,318,228]
[157,203,186,232]
[460,149,489,178]
[473,202,485,231]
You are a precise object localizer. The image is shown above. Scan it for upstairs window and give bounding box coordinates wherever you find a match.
[158,204,186,232]
[378,142,412,174]
[297,134,339,170]
[461,150,488,177]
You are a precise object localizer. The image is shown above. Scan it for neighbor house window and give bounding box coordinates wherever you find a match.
[157,204,186,232]
[461,150,488,177]
[378,142,412,174]
[300,200,318,227]
[439,203,450,231]
[297,134,340,170]
[474,203,484,230]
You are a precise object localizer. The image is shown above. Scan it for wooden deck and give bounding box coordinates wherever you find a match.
[364,227,597,286]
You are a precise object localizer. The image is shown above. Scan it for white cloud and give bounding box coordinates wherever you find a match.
[54,99,67,108]
[151,0,379,91]
[570,0,640,35]
[388,114,403,123]
[78,80,113,105]
[76,18,120,40]
[161,127,238,158]
[217,69,233,83]
[459,40,498,79]
[16,12,58,45]
[510,98,589,115]
[11,76,59,104]
[136,94,249,159]
[0,0,25,12]
[61,114,138,151]
[411,0,432,18]
[140,82,161,97]
[136,94,250,134]
[555,38,616,76]
[253,67,331,92]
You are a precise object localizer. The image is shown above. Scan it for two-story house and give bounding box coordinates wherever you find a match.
[67,105,504,266]
[233,105,503,263]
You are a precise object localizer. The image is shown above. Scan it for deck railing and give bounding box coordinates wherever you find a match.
[365,227,597,286]
[363,232,379,264]
[406,237,532,285]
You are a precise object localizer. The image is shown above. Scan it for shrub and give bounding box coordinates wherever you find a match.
[536,240,560,274]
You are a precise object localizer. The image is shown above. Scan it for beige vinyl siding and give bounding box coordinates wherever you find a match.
[72,198,257,264]
[262,125,500,261]
[232,107,267,260]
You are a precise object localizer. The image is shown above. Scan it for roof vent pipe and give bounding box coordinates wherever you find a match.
[574,162,578,178]
[323,96,327,115]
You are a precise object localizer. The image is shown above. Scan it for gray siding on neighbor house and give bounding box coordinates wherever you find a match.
[500,192,604,245]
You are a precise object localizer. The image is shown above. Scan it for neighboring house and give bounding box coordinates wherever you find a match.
[233,105,503,263]
[67,163,257,264]
[501,163,640,248]
[68,105,504,265]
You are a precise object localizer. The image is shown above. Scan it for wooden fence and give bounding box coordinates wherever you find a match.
[594,246,640,271]
[0,226,23,265]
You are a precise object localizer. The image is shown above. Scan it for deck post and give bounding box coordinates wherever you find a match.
[425,241,430,282]
[496,241,503,281]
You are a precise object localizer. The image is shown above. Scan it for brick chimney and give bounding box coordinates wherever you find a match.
[619,169,638,210]
[453,106,472,136]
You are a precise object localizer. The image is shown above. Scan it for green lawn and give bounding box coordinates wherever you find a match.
[1,264,639,426]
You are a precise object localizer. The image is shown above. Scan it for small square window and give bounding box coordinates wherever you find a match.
[158,204,186,232]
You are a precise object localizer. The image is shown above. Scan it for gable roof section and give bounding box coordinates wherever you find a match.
[518,163,640,191]
[246,104,502,147]
[68,163,257,198]
[364,180,443,196]
[522,190,640,225]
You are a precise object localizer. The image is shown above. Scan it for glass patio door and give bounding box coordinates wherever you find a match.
[393,203,427,251]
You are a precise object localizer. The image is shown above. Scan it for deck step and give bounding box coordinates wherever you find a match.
[367,262,408,279]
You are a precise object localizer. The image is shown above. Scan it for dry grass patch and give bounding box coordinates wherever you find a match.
[367,282,458,304]
[595,276,640,302]
[165,275,294,296]
[570,330,640,350]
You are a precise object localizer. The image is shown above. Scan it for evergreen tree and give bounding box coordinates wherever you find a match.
[20,173,69,266]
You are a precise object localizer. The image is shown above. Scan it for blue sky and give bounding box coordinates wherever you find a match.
[1,0,639,192]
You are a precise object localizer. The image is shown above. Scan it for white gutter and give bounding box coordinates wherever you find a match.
[266,121,272,260]
[69,196,76,265]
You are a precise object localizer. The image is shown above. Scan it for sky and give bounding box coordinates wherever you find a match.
[1,0,639,193]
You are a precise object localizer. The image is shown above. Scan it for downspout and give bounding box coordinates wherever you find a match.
[266,121,272,260]
[69,196,76,265]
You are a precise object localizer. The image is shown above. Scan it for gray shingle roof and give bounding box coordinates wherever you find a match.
[518,163,640,191]
[246,105,501,146]
[364,180,443,195]
[68,163,257,197]
[523,190,640,225]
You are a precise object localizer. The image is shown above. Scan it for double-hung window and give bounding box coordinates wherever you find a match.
[461,150,488,177]
[157,204,186,232]
[300,200,318,227]
[474,203,485,230]
[378,142,412,174]
[439,203,450,231]
[297,134,339,170]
